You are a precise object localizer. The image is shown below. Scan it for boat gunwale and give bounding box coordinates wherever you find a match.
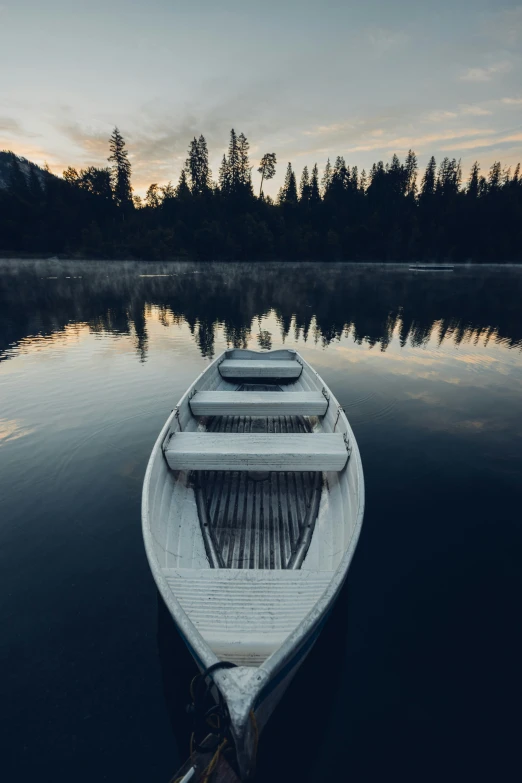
[141,347,365,689]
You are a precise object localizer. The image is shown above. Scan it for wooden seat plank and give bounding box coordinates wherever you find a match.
[219,359,301,379]
[164,432,347,472]
[190,391,327,416]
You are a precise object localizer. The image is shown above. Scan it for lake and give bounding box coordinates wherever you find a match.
[1,260,521,782]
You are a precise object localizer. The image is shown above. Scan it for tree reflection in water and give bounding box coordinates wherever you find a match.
[1,261,521,364]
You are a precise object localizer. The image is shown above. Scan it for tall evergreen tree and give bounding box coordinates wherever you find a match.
[108,127,133,208]
[388,154,406,198]
[175,168,191,200]
[327,156,349,203]
[309,163,321,205]
[185,137,199,192]
[227,129,240,194]
[237,132,252,195]
[218,154,230,194]
[350,166,359,192]
[436,158,461,198]
[488,161,502,192]
[467,162,480,198]
[299,166,311,203]
[404,150,418,197]
[185,135,212,194]
[257,152,277,197]
[421,156,437,198]
[280,163,298,204]
[321,158,333,197]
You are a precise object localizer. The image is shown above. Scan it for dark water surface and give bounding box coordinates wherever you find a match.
[1,260,521,782]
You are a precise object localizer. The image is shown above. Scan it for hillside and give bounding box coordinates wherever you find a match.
[0,150,53,190]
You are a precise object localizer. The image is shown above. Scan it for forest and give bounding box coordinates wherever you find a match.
[0,127,521,261]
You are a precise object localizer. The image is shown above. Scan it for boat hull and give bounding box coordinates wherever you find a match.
[142,349,365,779]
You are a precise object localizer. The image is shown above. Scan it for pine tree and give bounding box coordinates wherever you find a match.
[321,158,332,197]
[350,166,359,192]
[404,150,418,197]
[218,154,230,194]
[108,127,133,208]
[227,129,240,194]
[257,152,277,197]
[185,135,212,194]
[488,161,502,192]
[389,154,405,197]
[467,162,480,198]
[421,156,436,198]
[176,168,191,200]
[328,156,349,202]
[436,158,461,197]
[185,137,199,192]
[197,135,212,192]
[238,132,251,189]
[359,169,368,193]
[299,166,311,203]
[310,164,321,205]
[280,163,298,204]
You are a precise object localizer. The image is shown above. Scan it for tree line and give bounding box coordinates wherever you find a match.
[1,127,521,261]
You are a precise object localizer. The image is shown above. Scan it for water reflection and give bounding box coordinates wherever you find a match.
[1,260,521,365]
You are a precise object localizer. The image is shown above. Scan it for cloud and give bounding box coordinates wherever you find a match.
[439,132,522,152]
[423,105,493,124]
[0,117,21,134]
[424,110,458,123]
[460,61,512,82]
[501,97,522,106]
[303,122,356,137]
[460,105,492,116]
[345,128,496,153]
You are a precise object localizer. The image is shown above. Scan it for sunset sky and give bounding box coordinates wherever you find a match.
[1,0,521,196]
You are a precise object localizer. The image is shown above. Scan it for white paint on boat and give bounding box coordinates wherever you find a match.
[219,359,302,378]
[164,432,348,472]
[142,348,365,780]
[190,390,328,416]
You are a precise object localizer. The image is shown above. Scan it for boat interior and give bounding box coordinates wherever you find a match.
[145,350,362,666]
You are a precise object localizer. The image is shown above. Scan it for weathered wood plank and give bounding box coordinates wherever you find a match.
[165,433,347,472]
[190,391,327,416]
[219,360,301,379]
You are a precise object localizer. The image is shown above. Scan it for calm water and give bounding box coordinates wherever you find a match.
[1,260,521,782]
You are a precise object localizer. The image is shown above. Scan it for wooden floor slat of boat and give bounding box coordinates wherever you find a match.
[195,411,322,569]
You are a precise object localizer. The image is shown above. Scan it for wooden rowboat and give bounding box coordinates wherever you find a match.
[142,349,365,779]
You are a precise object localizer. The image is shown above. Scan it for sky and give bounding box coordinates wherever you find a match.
[1,0,521,197]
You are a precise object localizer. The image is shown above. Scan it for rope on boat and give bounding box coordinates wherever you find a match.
[171,662,259,783]
[188,661,238,753]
